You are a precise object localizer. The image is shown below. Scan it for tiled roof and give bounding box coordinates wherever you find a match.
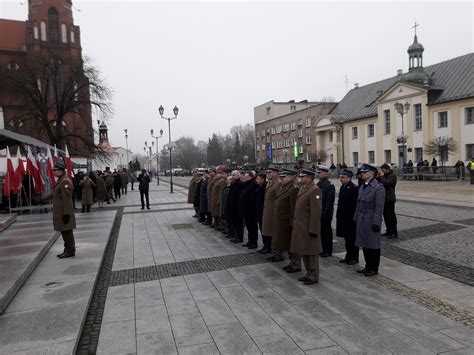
[0,19,26,52]
[330,53,474,122]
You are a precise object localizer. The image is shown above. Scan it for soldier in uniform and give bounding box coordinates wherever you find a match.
[271,168,300,272]
[240,171,258,249]
[336,169,359,265]
[50,162,77,259]
[206,167,217,227]
[228,170,244,243]
[316,165,335,257]
[354,164,385,277]
[79,173,96,213]
[290,168,322,285]
[211,167,227,230]
[261,165,281,256]
[378,163,398,239]
[194,171,204,221]
[187,168,198,217]
[199,170,210,224]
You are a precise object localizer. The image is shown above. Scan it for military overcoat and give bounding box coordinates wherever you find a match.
[290,182,322,256]
[207,176,216,210]
[211,177,226,217]
[120,172,129,188]
[354,179,385,249]
[187,176,197,204]
[272,181,299,252]
[261,181,281,236]
[95,176,107,201]
[335,181,358,238]
[79,178,96,205]
[53,175,77,232]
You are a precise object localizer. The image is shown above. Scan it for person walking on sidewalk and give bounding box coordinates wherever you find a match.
[290,168,322,285]
[79,173,96,213]
[104,171,115,203]
[138,169,151,210]
[95,172,107,208]
[121,168,129,195]
[336,169,359,265]
[378,163,398,239]
[316,165,335,257]
[50,162,77,259]
[354,164,385,277]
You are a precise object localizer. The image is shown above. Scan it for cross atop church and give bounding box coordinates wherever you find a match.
[412,21,420,36]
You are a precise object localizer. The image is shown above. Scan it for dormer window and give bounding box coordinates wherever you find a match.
[61,24,67,43]
[48,7,59,42]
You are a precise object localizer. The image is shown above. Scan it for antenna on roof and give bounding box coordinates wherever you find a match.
[345,75,354,93]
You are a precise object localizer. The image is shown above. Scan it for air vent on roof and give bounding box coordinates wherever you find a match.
[397,69,403,76]
[354,83,359,89]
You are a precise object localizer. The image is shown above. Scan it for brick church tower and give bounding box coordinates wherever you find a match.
[0,0,94,157]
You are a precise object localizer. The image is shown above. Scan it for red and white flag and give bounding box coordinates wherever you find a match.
[26,146,44,193]
[15,150,25,194]
[3,146,16,197]
[46,148,56,187]
[53,145,59,165]
[64,145,73,180]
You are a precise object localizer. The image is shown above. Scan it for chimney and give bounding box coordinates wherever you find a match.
[397,69,403,76]
[376,90,383,96]
[354,83,359,89]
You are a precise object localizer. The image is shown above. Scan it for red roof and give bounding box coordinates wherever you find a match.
[0,19,26,52]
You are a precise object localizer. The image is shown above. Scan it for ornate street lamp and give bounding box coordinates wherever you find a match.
[124,129,129,170]
[159,105,179,193]
[151,128,164,185]
[394,101,410,169]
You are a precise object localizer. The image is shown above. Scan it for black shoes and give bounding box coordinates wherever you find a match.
[247,244,258,249]
[346,260,359,265]
[303,279,318,285]
[242,242,250,247]
[258,248,271,255]
[231,238,243,243]
[339,259,348,263]
[356,268,368,273]
[364,270,378,277]
[147,206,151,210]
[320,252,332,257]
[266,254,284,262]
[387,234,398,239]
[285,266,302,273]
[58,249,75,259]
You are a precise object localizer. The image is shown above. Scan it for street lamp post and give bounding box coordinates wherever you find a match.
[124,129,129,170]
[395,102,410,170]
[151,128,164,185]
[159,105,179,193]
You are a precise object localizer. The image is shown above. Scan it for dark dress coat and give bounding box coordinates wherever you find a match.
[255,182,266,226]
[261,181,281,236]
[227,179,242,223]
[221,185,230,219]
[53,175,76,232]
[138,173,151,191]
[120,172,129,188]
[377,170,397,202]
[335,181,358,238]
[96,176,107,201]
[354,179,385,249]
[199,178,209,213]
[187,176,197,204]
[79,177,96,205]
[290,182,322,256]
[272,181,299,252]
[239,178,257,219]
[194,179,202,209]
[317,177,335,222]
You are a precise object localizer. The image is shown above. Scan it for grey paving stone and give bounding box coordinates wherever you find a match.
[439,326,474,348]
[206,270,240,289]
[107,284,135,300]
[185,274,221,301]
[208,322,261,354]
[96,320,136,354]
[163,290,199,316]
[136,304,171,334]
[102,297,135,323]
[273,315,336,351]
[177,343,220,355]
[196,298,237,326]
[304,345,348,354]
[252,332,304,354]
[170,312,213,347]
[134,280,164,307]
[137,331,177,355]
[11,339,76,355]
[290,299,347,328]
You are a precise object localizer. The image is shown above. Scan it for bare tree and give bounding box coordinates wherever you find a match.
[2,55,113,157]
[315,149,328,163]
[424,136,458,171]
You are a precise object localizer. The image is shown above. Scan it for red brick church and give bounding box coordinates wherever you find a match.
[0,0,93,157]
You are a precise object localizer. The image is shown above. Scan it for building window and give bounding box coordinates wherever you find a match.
[466,144,474,160]
[305,117,311,127]
[70,29,75,43]
[40,21,47,41]
[414,147,423,162]
[276,125,282,134]
[414,104,422,131]
[290,122,296,131]
[299,145,303,154]
[290,105,296,112]
[33,23,39,39]
[368,151,375,164]
[48,7,59,42]
[256,130,260,138]
[328,131,333,142]
[297,119,303,126]
[352,127,358,139]
[305,152,312,162]
[61,23,67,43]
[266,107,271,115]
[352,152,359,166]
[271,126,276,134]
[298,128,303,138]
[367,124,375,138]
[383,110,391,134]
[305,135,312,144]
[283,123,290,132]
[438,111,448,128]
[384,150,391,164]
[465,107,474,124]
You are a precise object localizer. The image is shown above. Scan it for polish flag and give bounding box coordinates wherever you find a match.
[46,148,56,187]
[64,145,73,179]
[3,146,16,197]
[36,154,45,189]
[26,146,43,193]
[53,145,59,165]
[15,151,25,194]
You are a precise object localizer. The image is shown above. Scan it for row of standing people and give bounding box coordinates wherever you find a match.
[188,162,391,283]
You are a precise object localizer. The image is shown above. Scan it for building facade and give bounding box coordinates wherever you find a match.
[317,36,473,167]
[0,0,93,157]
[255,102,336,165]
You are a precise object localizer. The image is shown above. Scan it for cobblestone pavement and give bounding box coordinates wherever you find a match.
[74,180,474,354]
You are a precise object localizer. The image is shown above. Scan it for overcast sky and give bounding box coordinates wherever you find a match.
[1,0,472,155]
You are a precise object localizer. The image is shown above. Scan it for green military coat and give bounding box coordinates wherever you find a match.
[272,181,299,252]
[95,176,107,201]
[187,176,197,204]
[211,176,226,217]
[120,172,129,188]
[53,175,77,232]
[290,182,322,256]
[79,177,96,205]
[261,180,281,237]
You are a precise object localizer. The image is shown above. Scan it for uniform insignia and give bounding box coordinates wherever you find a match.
[316,195,320,199]
[65,184,69,188]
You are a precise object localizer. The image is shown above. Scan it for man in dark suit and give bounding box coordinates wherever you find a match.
[316,165,335,257]
[138,169,151,210]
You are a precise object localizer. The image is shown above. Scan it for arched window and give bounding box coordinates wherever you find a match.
[48,7,59,42]
[33,23,39,39]
[70,29,75,43]
[40,21,47,41]
[61,23,67,43]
